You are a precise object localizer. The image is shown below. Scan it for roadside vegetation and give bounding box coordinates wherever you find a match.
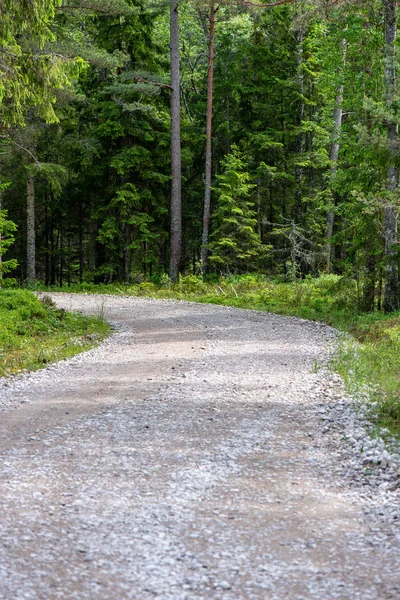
[0,289,109,377]
[36,274,400,437]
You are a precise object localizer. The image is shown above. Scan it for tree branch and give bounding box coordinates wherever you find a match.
[243,0,299,7]
[0,136,39,164]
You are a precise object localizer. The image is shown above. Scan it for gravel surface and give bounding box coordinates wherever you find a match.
[0,293,399,600]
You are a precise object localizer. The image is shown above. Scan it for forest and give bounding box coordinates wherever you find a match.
[1,0,400,313]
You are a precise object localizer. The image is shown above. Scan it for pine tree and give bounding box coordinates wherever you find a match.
[170,0,182,282]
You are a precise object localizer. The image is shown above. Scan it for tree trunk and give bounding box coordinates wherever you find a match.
[383,0,399,312]
[295,29,304,224]
[26,170,35,283]
[79,202,84,283]
[67,235,71,286]
[0,191,3,286]
[124,224,131,282]
[363,251,377,312]
[326,37,346,274]
[326,85,344,273]
[59,224,64,288]
[256,179,262,239]
[200,1,216,276]
[169,0,182,283]
[44,191,50,285]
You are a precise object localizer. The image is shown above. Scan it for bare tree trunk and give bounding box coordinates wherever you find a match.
[169,0,182,283]
[326,85,344,272]
[26,170,35,283]
[256,179,262,239]
[383,0,399,311]
[124,224,131,282]
[295,29,304,224]
[326,37,346,274]
[0,190,3,286]
[363,251,377,311]
[200,1,216,276]
[59,223,63,288]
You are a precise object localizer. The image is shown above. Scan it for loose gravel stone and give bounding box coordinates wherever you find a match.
[0,293,399,599]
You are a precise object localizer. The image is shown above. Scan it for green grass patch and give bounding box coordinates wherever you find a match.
[37,274,400,436]
[335,315,400,436]
[0,289,110,377]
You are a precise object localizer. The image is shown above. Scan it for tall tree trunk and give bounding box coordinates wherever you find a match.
[363,251,377,311]
[200,1,216,276]
[295,29,304,224]
[67,235,71,286]
[124,224,131,282]
[59,223,63,288]
[0,190,3,286]
[26,170,35,283]
[50,205,56,286]
[169,0,182,283]
[256,179,262,239]
[326,37,346,274]
[383,0,399,312]
[44,191,50,285]
[326,86,344,272]
[79,201,84,283]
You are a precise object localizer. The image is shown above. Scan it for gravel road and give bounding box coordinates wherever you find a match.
[0,293,400,600]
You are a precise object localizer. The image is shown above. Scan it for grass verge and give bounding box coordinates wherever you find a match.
[0,289,110,377]
[37,274,400,436]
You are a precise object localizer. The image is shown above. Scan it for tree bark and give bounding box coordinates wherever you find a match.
[326,37,346,274]
[26,170,35,283]
[59,223,63,288]
[326,85,344,273]
[200,1,216,276]
[124,224,131,282]
[169,0,182,283]
[0,191,3,286]
[383,0,399,312]
[363,251,377,312]
[295,29,304,224]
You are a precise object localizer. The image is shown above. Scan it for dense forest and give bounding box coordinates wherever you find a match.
[1,0,400,311]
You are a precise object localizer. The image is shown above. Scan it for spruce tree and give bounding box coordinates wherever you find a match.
[208,147,263,272]
[0,205,18,284]
[0,0,71,126]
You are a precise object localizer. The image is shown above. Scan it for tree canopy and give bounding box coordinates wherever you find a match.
[1,0,400,311]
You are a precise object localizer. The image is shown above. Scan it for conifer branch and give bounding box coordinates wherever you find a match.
[243,0,299,7]
[135,77,172,90]
[0,136,39,165]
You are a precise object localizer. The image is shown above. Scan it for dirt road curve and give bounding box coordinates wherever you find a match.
[0,294,399,600]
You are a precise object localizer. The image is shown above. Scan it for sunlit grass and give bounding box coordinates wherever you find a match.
[0,289,110,377]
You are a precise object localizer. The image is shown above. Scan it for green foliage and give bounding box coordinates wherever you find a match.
[335,315,400,435]
[208,148,265,272]
[0,289,109,376]
[0,209,18,279]
[0,0,80,125]
[30,163,69,197]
